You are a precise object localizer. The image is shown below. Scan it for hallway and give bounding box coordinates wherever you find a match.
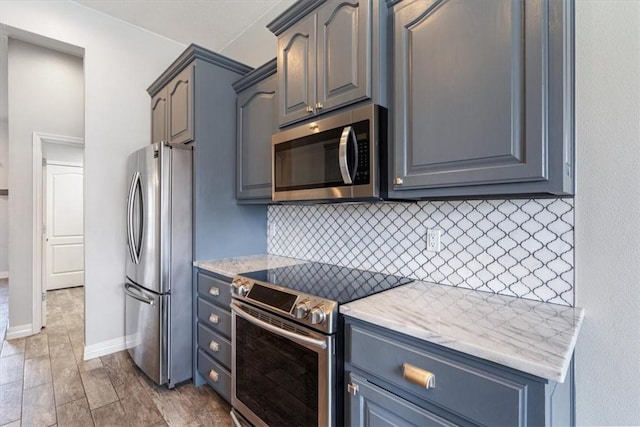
[0,283,231,426]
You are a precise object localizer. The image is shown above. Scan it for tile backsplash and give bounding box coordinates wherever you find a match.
[268,198,574,306]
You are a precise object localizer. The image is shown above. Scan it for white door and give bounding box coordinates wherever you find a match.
[45,163,84,291]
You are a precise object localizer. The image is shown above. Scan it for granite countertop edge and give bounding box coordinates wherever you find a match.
[340,280,584,384]
[193,254,308,277]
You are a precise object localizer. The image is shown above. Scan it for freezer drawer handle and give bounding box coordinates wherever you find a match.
[209,286,220,296]
[124,283,155,306]
[208,314,219,324]
[209,341,219,352]
[208,369,219,382]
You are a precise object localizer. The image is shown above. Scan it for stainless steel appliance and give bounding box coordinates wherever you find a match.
[229,262,412,427]
[271,104,387,202]
[124,142,192,388]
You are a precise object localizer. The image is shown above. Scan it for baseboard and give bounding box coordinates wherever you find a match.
[83,336,126,361]
[6,323,33,339]
[0,271,8,279]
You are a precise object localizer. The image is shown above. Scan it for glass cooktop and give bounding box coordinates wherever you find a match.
[239,262,413,305]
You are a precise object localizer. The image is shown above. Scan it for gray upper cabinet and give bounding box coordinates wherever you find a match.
[151,92,167,145]
[316,0,370,112]
[269,0,387,128]
[149,63,195,145]
[233,60,278,203]
[278,14,316,126]
[388,0,574,198]
[167,65,194,145]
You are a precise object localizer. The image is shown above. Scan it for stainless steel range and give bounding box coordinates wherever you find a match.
[229,262,412,427]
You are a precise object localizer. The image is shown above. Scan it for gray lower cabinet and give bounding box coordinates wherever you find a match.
[269,0,387,127]
[149,64,194,145]
[388,0,574,198]
[344,318,573,426]
[348,373,457,427]
[194,269,233,402]
[233,60,278,203]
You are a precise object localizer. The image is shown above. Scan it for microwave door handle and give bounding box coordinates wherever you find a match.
[339,126,357,185]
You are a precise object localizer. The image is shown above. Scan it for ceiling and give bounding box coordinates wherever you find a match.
[73,0,293,53]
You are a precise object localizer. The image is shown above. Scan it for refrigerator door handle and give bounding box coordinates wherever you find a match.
[126,172,137,263]
[127,172,142,264]
[124,282,155,306]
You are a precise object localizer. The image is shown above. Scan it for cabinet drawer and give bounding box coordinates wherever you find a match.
[197,349,231,403]
[197,272,232,308]
[197,322,231,369]
[348,323,527,427]
[197,298,231,339]
[348,372,457,427]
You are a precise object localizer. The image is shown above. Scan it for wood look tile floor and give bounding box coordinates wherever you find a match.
[0,279,231,426]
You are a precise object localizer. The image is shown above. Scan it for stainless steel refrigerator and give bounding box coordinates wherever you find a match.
[124,142,192,388]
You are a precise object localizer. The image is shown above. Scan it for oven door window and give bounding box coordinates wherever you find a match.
[235,316,319,427]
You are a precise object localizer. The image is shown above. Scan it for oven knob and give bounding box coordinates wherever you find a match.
[293,302,310,319]
[309,307,326,325]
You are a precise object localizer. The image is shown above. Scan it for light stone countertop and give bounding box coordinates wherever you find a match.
[194,254,308,278]
[340,280,584,383]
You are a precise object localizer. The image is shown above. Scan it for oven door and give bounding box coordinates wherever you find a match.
[231,301,334,427]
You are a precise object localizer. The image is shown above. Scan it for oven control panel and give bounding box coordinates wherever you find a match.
[231,276,338,334]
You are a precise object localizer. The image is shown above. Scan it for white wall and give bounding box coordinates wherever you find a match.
[0,34,9,277]
[0,1,185,348]
[220,0,294,67]
[7,38,84,328]
[43,142,84,165]
[574,1,640,425]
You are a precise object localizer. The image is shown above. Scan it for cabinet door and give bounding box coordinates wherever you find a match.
[316,0,370,113]
[151,89,167,144]
[392,0,548,193]
[278,13,316,127]
[167,65,195,144]
[347,373,457,427]
[236,74,277,202]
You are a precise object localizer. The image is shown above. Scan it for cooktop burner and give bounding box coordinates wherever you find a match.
[239,262,413,305]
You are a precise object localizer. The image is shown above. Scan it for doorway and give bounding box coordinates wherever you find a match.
[43,161,84,292]
[33,133,84,331]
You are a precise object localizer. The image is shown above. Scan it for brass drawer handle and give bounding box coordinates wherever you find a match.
[209,286,219,296]
[208,314,219,324]
[402,363,436,389]
[208,369,219,382]
[209,341,219,352]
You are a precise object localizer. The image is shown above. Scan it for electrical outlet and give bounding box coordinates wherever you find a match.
[426,229,442,252]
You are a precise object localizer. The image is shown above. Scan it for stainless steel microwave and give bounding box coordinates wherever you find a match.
[272,104,387,202]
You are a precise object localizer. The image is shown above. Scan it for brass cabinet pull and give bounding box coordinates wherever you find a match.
[208,369,219,382]
[305,105,314,113]
[402,363,436,389]
[394,177,404,185]
[208,314,219,324]
[209,286,219,296]
[209,341,219,352]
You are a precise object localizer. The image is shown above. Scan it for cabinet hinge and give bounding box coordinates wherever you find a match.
[347,383,359,396]
[42,292,46,302]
